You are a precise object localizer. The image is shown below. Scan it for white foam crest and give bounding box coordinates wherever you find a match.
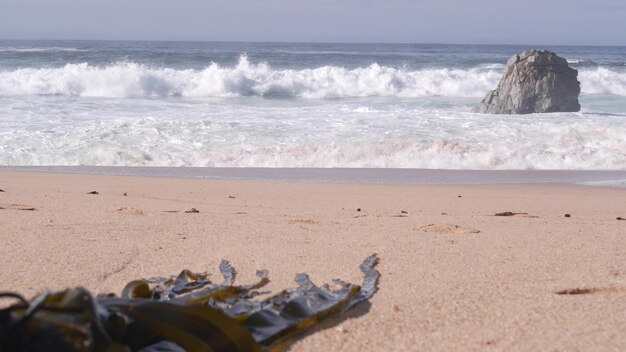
[0,46,88,52]
[578,68,626,96]
[2,57,624,98]
[0,56,501,99]
[479,63,505,69]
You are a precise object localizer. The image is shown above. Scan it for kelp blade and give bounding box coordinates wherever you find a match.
[0,255,379,351]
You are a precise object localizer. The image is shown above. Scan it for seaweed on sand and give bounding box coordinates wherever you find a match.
[0,255,380,351]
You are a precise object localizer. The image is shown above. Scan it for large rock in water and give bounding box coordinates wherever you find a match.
[474,50,581,114]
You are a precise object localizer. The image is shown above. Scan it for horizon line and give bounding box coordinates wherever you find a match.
[1,38,625,48]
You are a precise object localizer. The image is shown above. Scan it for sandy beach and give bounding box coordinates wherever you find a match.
[0,170,624,351]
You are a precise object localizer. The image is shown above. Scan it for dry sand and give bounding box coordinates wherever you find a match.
[0,170,625,351]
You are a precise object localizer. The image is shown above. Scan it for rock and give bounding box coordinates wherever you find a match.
[474,50,581,114]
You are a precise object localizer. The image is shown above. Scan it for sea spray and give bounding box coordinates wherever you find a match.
[1,56,624,98]
[1,42,625,170]
[0,56,503,98]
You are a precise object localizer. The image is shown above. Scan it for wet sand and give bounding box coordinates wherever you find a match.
[0,170,624,350]
[3,165,626,186]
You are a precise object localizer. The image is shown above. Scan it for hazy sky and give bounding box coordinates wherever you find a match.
[1,0,624,45]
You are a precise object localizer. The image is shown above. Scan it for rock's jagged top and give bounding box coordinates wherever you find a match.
[474,50,581,114]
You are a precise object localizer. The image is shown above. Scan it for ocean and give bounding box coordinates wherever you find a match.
[1,40,625,170]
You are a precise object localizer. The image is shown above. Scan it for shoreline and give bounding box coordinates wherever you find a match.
[2,166,626,187]
[1,170,625,350]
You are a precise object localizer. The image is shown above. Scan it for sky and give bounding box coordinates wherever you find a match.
[0,0,624,45]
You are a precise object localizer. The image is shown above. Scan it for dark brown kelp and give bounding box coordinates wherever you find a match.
[0,255,380,351]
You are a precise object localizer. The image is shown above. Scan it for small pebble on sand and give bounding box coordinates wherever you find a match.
[335,326,348,334]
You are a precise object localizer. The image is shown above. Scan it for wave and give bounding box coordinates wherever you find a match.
[0,46,88,53]
[0,56,500,98]
[479,63,505,69]
[568,59,625,68]
[0,56,625,98]
[567,59,598,67]
[578,68,626,96]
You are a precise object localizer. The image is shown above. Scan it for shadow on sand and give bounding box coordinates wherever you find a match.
[282,301,373,351]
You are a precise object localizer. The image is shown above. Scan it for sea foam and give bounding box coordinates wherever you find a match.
[1,97,625,170]
[0,56,501,98]
[1,56,623,99]
[2,126,625,169]
[2,43,625,171]
[578,68,626,96]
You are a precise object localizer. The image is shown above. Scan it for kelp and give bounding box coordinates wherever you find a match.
[0,255,379,352]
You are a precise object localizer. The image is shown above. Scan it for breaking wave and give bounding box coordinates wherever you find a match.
[1,56,499,99]
[578,68,626,96]
[0,46,88,53]
[1,56,624,99]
